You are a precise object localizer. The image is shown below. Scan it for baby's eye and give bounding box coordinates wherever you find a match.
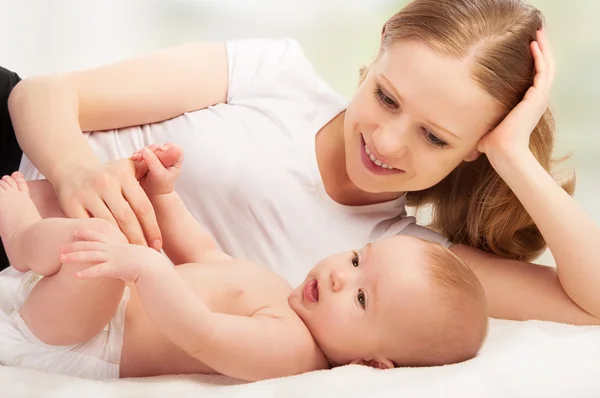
[351,251,360,267]
[357,290,366,309]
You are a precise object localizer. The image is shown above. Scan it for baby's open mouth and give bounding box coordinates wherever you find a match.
[303,279,319,303]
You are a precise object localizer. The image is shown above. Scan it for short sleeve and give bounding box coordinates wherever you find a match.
[399,222,452,248]
[225,38,314,104]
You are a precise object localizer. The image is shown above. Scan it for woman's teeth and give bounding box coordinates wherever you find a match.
[364,145,395,170]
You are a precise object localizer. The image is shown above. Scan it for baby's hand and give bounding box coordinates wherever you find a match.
[131,143,183,195]
[60,228,171,283]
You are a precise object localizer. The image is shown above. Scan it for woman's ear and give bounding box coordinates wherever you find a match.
[350,358,394,370]
[463,149,481,162]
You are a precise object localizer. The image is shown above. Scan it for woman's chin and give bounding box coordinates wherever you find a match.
[348,169,402,195]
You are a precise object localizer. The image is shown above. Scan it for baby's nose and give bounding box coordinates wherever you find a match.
[331,269,346,292]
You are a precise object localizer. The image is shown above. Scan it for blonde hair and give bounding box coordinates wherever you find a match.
[427,242,488,364]
[361,0,575,261]
[389,241,488,367]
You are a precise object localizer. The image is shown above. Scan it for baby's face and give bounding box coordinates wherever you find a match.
[288,235,438,367]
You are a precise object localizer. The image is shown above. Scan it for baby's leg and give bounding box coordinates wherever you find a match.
[26,179,64,219]
[0,173,92,275]
[0,173,129,346]
[20,243,127,346]
[0,173,60,274]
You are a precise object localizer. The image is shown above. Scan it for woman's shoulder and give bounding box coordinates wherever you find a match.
[225,37,311,75]
[225,37,347,110]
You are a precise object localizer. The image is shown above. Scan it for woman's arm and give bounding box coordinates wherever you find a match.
[482,148,600,321]
[458,30,600,324]
[7,42,228,248]
[450,243,600,325]
[9,42,227,177]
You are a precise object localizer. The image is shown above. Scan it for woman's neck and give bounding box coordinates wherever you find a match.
[315,111,404,207]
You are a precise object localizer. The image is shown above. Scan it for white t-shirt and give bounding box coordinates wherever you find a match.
[20,38,449,286]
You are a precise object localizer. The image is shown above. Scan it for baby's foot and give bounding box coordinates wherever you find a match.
[132,143,182,180]
[0,172,42,272]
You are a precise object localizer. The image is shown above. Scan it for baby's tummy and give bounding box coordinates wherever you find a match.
[119,287,215,377]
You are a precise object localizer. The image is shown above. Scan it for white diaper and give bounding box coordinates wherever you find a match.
[0,267,129,379]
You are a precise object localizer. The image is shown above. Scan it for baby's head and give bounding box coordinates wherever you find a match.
[288,235,487,369]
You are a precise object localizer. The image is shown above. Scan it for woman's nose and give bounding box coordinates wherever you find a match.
[372,124,409,159]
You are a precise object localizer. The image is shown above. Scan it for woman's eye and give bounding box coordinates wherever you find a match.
[357,290,366,308]
[373,87,398,109]
[422,128,449,149]
[351,251,360,267]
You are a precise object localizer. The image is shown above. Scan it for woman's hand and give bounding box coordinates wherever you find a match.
[477,29,555,159]
[53,157,162,250]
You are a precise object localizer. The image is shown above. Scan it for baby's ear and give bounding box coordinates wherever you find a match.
[350,358,394,370]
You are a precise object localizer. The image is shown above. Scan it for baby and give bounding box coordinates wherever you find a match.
[0,144,488,381]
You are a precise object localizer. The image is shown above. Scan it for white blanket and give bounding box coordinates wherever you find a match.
[2,318,600,398]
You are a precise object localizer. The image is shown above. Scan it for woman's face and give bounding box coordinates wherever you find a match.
[343,39,500,194]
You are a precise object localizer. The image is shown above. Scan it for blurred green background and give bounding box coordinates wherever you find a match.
[1,0,598,265]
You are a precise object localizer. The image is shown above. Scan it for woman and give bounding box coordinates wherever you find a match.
[4,0,600,325]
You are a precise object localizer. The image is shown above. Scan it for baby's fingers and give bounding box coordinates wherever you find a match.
[60,249,109,265]
[74,228,111,243]
[76,263,117,280]
[61,241,106,255]
[142,148,168,177]
[77,261,140,283]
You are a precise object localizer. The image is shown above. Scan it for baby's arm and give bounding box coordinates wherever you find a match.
[150,191,225,264]
[133,145,225,264]
[133,264,318,381]
[64,237,318,381]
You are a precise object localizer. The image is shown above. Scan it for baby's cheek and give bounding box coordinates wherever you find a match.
[318,307,353,335]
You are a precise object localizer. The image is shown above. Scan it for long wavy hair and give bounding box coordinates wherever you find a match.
[361,0,575,261]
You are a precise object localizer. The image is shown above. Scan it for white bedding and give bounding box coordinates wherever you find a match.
[2,318,600,398]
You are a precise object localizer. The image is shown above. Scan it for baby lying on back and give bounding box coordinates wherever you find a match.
[0,144,488,381]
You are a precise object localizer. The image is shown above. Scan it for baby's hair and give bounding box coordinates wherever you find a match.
[389,239,488,367]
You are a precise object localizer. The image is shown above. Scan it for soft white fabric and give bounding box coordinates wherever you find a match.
[0,267,128,380]
[19,37,449,287]
[2,318,600,398]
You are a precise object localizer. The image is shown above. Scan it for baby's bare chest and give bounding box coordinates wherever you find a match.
[175,260,293,316]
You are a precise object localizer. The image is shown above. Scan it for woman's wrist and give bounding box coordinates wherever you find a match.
[485,146,538,177]
[47,152,101,186]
